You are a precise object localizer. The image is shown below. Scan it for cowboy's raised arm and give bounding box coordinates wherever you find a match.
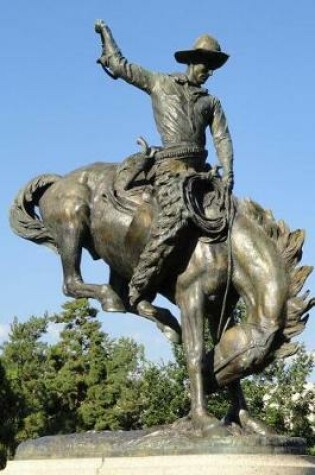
[210,97,234,191]
[95,20,154,94]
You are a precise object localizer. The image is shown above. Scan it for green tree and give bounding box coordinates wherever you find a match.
[242,345,315,446]
[0,359,17,466]
[46,299,145,433]
[95,336,144,430]
[46,299,108,433]
[140,346,190,427]
[1,315,50,447]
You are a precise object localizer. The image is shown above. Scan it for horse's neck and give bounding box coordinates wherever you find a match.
[231,206,289,323]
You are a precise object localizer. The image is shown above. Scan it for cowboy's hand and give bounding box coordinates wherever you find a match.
[95,19,107,65]
[95,19,107,34]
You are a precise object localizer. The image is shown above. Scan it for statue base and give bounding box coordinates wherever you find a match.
[2,429,314,474]
[11,428,309,458]
[2,454,315,475]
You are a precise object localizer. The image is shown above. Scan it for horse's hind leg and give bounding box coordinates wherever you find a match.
[110,269,181,343]
[61,235,125,312]
[42,187,125,312]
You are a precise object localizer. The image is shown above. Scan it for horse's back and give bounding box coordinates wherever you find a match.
[39,162,116,207]
[38,162,117,249]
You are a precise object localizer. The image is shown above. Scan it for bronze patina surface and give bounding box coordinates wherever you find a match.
[15,429,307,459]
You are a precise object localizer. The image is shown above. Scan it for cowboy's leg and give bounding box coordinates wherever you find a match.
[129,163,187,306]
[128,211,182,306]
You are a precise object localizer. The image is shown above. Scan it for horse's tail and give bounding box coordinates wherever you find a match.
[9,174,61,253]
[274,222,315,359]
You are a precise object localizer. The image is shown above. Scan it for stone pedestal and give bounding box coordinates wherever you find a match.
[1,429,314,474]
[2,454,315,475]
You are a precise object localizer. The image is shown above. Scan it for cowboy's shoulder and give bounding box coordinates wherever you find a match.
[150,71,183,93]
[153,72,186,86]
[169,72,188,83]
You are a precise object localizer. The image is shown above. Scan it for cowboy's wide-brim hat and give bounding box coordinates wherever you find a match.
[174,34,229,70]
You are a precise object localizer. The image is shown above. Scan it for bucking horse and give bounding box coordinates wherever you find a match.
[10,157,314,436]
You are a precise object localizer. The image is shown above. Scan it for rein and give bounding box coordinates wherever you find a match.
[216,191,235,342]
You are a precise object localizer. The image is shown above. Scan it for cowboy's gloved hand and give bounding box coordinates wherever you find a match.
[222,171,234,192]
[95,20,110,66]
[95,19,107,33]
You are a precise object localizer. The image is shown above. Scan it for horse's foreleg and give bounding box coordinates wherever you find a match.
[178,284,227,434]
[224,381,276,436]
[180,286,207,419]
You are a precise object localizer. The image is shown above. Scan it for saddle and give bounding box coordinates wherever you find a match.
[106,152,154,215]
[108,150,229,243]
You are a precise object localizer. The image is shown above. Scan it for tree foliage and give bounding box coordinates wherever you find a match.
[1,315,50,445]
[0,298,313,462]
[44,299,145,433]
[242,345,315,445]
[140,346,190,427]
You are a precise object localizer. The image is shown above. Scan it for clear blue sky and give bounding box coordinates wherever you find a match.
[1,0,314,366]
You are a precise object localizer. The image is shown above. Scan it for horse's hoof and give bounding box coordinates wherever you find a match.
[102,300,126,312]
[171,416,193,432]
[136,300,158,317]
[239,409,277,436]
[192,413,230,437]
[136,301,182,342]
[203,424,230,437]
[172,415,191,426]
[162,326,181,343]
[155,307,182,343]
[100,287,126,313]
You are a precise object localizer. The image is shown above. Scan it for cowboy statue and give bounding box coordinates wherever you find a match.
[10,21,315,440]
[95,20,234,320]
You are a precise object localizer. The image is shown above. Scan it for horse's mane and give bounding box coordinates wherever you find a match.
[240,199,314,359]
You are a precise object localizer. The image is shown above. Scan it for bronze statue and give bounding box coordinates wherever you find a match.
[9,21,314,436]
